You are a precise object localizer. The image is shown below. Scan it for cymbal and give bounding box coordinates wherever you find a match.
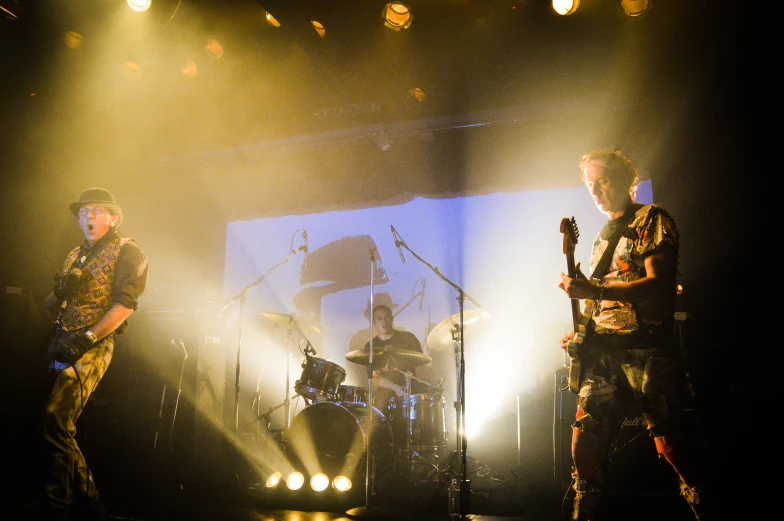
[257,311,321,336]
[425,309,491,351]
[345,347,432,367]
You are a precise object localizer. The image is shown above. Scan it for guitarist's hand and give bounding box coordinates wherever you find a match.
[55,332,95,365]
[559,262,595,299]
[560,332,576,350]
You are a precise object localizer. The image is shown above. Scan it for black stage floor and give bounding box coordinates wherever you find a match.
[1,463,701,521]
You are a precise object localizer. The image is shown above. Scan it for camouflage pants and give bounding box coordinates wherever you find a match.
[43,336,114,513]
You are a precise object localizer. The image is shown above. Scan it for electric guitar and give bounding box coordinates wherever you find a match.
[560,216,591,395]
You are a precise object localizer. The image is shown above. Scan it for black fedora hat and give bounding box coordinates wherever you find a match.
[363,292,398,320]
[69,188,123,227]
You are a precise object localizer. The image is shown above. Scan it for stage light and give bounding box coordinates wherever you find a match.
[408,87,426,103]
[265,472,282,488]
[311,20,326,38]
[332,475,352,492]
[310,473,329,492]
[552,0,579,16]
[265,11,281,27]
[618,0,650,17]
[127,0,151,13]
[286,472,305,490]
[181,58,197,79]
[63,31,83,50]
[122,61,142,80]
[382,3,413,31]
[205,38,224,59]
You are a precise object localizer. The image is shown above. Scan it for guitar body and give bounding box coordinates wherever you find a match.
[560,217,591,395]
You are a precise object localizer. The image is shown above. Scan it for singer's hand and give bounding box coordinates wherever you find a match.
[55,332,94,365]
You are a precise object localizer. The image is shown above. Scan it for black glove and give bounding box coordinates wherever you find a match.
[55,332,94,365]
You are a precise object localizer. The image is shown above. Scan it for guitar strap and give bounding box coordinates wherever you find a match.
[589,205,637,284]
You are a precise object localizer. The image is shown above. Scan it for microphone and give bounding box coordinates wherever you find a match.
[53,268,82,300]
[391,225,405,263]
[419,279,426,310]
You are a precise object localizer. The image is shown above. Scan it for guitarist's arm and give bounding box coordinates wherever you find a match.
[562,246,677,307]
[88,303,135,342]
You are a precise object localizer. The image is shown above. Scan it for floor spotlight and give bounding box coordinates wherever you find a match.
[382,3,413,31]
[286,472,305,490]
[265,472,282,488]
[127,0,151,12]
[310,473,329,492]
[332,475,352,492]
[552,0,579,16]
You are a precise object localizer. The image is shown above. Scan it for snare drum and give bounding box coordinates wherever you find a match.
[337,384,369,404]
[294,357,346,402]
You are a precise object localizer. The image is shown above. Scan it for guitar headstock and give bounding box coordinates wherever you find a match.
[560,216,579,254]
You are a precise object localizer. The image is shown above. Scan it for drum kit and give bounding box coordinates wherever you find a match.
[255,306,491,492]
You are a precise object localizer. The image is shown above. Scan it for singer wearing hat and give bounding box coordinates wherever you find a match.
[40,188,148,521]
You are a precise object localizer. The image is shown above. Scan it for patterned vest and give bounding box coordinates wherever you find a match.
[59,237,133,331]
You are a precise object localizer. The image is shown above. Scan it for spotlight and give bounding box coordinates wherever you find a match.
[265,472,282,488]
[127,0,151,12]
[205,38,224,59]
[382,3,413,31]
[63,31,83,50]
[311,20,326,38]
[332,475,352,492]
[408,87,426,103]
[310,473,329,492]
[181,58,197,80]
[552,0,579,16]
[618,0,650,17]
[265,11,281,27]
[286,472,305,490]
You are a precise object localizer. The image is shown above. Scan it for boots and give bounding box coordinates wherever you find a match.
[572,478,603,521]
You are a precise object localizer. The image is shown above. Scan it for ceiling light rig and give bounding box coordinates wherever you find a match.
[382,3,413,31]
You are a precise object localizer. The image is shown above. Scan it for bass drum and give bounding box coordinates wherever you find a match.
[286,401,395,488]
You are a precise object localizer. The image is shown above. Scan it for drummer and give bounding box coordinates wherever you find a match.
[363,295,430,400]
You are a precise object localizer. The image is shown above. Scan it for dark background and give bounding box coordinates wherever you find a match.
[0,0,763,516]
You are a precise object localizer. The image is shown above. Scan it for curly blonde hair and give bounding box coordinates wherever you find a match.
[578,147,640,198]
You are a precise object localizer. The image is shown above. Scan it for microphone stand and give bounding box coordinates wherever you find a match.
[392,228,482,514]
[219,230,305,487]
[346,248,389,519]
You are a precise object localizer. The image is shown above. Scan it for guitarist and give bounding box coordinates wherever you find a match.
[39,188,148,521]
[557,148,709,521]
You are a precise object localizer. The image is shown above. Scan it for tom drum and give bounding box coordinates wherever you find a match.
[294,357,346,402]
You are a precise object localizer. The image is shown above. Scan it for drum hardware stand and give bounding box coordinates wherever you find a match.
[390,225,482,515]
[219,231,306,487]
[346,247,390,519]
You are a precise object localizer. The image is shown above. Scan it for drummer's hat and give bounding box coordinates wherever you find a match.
[363,292,398,320]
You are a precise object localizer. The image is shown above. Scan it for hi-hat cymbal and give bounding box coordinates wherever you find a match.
[257,311,321,336]
[345,347,432,367]
[425,309,491,351]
